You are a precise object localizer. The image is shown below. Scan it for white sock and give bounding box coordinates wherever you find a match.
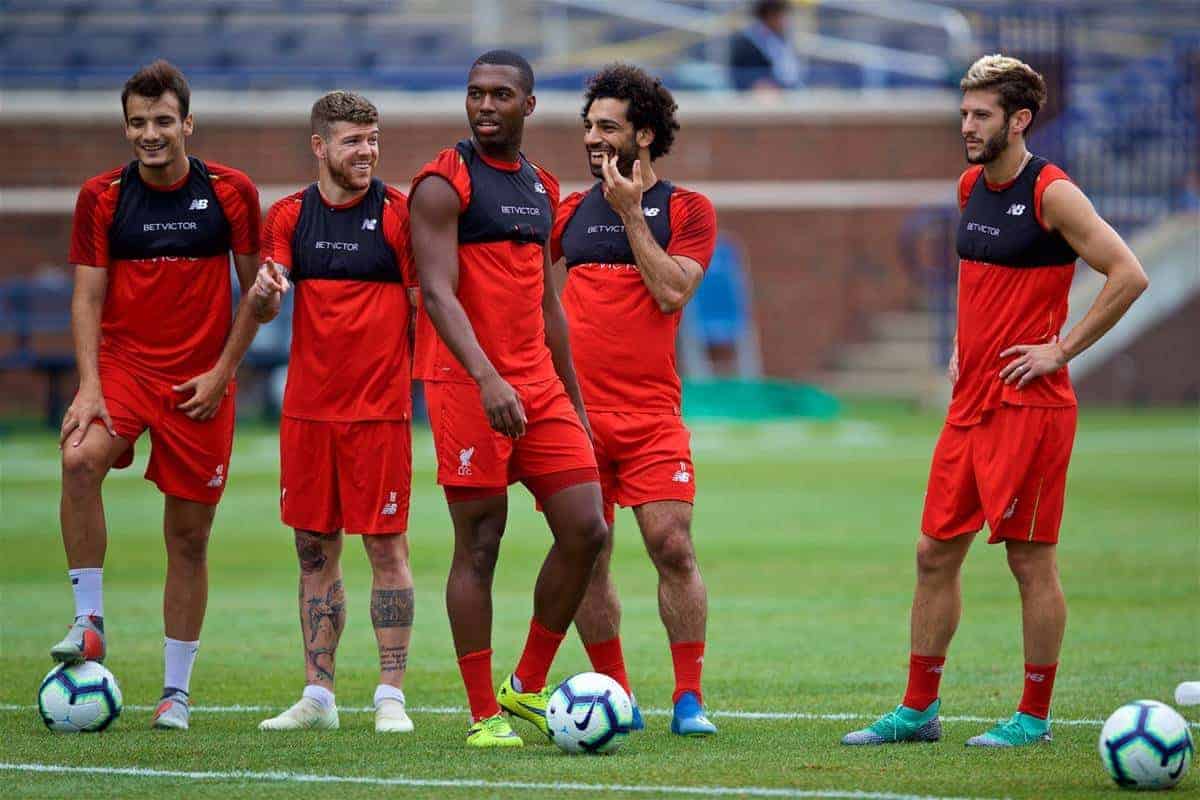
[374,684,405,707]
[69,568,103,618]
[303,684,336,710]
[163,638,199,694]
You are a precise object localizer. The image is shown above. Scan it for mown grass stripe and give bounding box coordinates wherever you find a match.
[3,702,1193,728]
[0,761,1002,800]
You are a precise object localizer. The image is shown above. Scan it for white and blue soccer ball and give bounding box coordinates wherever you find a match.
[547,672,634,754]
[38,662,123,733]
[1099,700,1193,790]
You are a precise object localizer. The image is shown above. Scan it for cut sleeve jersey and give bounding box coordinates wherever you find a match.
[69,158,260,382]
[410,141,560,386]
[263,179,415,422]
[551,181,717,414]
[950,156,1078,426]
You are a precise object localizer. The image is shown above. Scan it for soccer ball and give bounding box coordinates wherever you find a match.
[38,662,123,733]
[546,672,634,754]
[1099,700,1193,790]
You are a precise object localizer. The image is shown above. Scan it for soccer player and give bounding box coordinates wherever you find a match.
[255,92,417,734]
[549,64,718,736]
[408,50,609,748]
[56,60,265,730]
[842,55,1149,748]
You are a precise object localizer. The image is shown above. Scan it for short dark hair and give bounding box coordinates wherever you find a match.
[122,60,190,120]
[582,63,680,161]
[753,0,789,21]
[310,90,379,139]
[470,50,535,94]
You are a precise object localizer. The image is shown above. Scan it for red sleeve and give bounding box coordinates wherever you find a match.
[410,149,471,213]
[958,166,984,211]
[262,194,303,271]
[209,162,261,255]
[383,186,416,287]
[666,188,718,269]
[550,191,586,264]
[1034,163,1073,231]
[68,169,121,268]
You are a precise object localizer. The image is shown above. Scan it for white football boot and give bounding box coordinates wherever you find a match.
[258,696,339,731]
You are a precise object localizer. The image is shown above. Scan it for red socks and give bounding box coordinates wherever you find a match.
[513,618,566,693]
[457,649,500,722]
[670,641,705,704]
[1018,662,1058,720]
[902,653,945,711]
[584,636,632,696]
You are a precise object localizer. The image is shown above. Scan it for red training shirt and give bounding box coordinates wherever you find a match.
[410,147,560,386]
[262,184,415,422]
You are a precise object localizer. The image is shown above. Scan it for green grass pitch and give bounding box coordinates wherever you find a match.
[1,407,1196,799]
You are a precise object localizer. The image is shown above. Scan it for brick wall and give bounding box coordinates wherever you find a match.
[0,107,964,413]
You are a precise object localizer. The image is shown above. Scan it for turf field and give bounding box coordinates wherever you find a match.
[1,407,1196,799]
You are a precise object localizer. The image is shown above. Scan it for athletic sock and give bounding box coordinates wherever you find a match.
[902,653,945,712]
[457,649,500,722]
[1017,662,1058,720]
[163,638,199,695]
[303,684,335,711]
[513,617,566,694]
[374,683,405,707]
[69,568,103,619]
[670,641,705,704]
[584,636,632,696]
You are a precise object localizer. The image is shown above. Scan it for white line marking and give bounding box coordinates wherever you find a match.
[0,762,1000,800]
[4,703,1194,728]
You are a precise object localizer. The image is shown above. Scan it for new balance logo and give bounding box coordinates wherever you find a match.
[1006,203,1026,216]
[1026,672,1046,683]
[643,207,661,217]
[189,198,209,211]
[1003,497,1019,520]
[457,447,475,476]
[381,490,399,516]
[672,461,691,483]
[534,182,547,194]
[206,464,225,488]
[362,218,377,231]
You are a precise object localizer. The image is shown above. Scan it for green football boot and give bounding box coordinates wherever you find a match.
[841,699,942,745]
[466,713,524,748]
[496,673,552,741]
[966,712,1051,747]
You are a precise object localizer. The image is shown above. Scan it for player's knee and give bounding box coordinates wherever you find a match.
[650,526,697,577]
[573,515,610,561]
[61,446,106,491]
[458,526,503,579]
[364,538,409,579]
[915,536,963,579]
[1006,545,1056,586]
[168,524,211,564]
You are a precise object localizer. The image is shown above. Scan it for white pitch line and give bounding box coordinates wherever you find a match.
[3,702,1195,728]
[0,762,1000,800]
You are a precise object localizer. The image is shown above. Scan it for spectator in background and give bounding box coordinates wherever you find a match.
[729,0,803,92]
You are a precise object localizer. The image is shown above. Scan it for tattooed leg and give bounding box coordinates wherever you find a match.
[295,529,345,689]
[363,534,414,689]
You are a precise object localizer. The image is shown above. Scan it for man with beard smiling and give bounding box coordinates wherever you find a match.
[58,60,264,730]
[255,92,418,735]
[842,54,1148,749]
[409,50,608,748]
[548,63,719,737]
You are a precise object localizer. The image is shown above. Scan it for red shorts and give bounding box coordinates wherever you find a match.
[591,411,695,524]
[97,356,236,505]
[280,417,412,535]
[425,378,597,490]
[921,405,1077,544]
